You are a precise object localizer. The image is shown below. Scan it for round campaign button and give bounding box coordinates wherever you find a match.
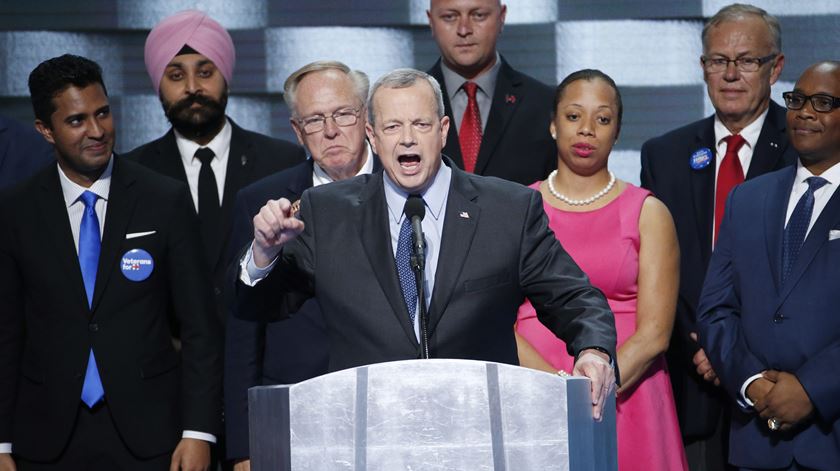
[121,249,154,282]
[690,148,713,170]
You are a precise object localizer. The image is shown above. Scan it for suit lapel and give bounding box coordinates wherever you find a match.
[764,167,793,294]
[779,174,840,302]
[430,62,465,168]
[149,130,189,184]
[358,172,418,344]
[427,166,480,335]
[37,167,89,312]
[91,156,138,314]
[746,102,790,179]
[215,121,254,271]
[474,59,520,175]
[691,116,717,263]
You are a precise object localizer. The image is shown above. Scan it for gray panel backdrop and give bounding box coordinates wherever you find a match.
[1,0,837,184]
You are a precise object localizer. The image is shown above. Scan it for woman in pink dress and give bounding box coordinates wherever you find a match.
[515,69,688,471]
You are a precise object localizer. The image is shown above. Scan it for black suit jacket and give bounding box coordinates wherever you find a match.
[235,160,615,372]
[429,58,557,186]
[123,119,305,321]
[0,114,54,190]
[0,157,222,460]
[639,101,796,438]
[223,155,382,459]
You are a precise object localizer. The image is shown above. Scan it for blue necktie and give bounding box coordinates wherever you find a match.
[78,191,104,408]
[782,176,829,283]
[395,217,418,324]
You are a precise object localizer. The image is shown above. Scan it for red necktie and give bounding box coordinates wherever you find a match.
[714,134,746,244]
[459,82,482,173]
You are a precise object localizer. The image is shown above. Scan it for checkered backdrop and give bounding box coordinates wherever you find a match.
[2,0,838,184]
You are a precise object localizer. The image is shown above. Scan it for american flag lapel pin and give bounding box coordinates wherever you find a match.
[505,94,516,104]
[459,211,470,219]
[241,154,248,166]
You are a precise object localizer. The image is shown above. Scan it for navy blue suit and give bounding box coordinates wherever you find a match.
[0,115,54,190]
[697,165,840,470]
[223,156,380,460]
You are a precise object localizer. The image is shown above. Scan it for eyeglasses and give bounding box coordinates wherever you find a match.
[783,91,840,113]
[701,53,777,73]
[296,108,361,134]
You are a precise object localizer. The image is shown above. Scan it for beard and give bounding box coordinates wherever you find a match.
[162,91,227,139]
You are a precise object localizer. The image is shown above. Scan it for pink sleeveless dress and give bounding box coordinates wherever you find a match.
[516,182,688,471]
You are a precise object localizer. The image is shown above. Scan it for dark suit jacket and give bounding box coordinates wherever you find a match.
[697,165,840,469]
[224,155,382,459]
[235,160,616,372]
[0,157,222,460]
[429,58,556,186]
[640,101,796,438]
[0,114,54,190]
[123,119,305,321]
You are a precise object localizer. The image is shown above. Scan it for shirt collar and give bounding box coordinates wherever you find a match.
[312,140,374,186]
[441,51,502,99]
[794,158,840,187]
[383,158,451,224]
[714,107,768,150]
[57,154,114,207]
[174,117,232,164]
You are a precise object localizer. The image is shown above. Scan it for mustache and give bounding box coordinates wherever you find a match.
[166,93,224,116]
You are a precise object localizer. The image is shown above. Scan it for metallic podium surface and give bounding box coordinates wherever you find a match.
[248,359,617,470]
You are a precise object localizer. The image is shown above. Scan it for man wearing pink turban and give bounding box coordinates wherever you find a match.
[123,9,304,469]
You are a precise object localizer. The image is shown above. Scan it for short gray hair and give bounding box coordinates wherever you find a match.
[283,60,369,117]
[702,3,781,53]
[367,68,445,126]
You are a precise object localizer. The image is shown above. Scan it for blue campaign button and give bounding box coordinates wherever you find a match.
[121,249,154,282]
[690,148,713,170]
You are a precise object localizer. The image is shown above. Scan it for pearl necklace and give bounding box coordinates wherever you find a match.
[547,170,616,206]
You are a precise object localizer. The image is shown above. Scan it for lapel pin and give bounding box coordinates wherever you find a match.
[770,142,778,148]
[459,211,470,219]
[241,155,248,166]
[690,147,713,170]
[505,94,516,104]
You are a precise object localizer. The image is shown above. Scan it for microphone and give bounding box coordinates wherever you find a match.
[404,195,426,271]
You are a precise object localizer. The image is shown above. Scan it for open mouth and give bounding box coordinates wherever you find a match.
[398,154,421,170]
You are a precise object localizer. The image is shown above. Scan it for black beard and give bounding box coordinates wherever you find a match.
[163,92,227,139]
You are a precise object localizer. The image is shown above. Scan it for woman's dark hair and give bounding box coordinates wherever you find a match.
[553,69,622,134]
[28,54,107,125]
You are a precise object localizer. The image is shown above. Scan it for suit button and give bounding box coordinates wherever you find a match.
[773,313,784,324]
[88,323,99,332]
[214,287,222,296]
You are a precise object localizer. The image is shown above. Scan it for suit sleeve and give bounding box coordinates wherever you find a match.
[224,190,267,459]
[639,140,655,191]
[796,340,840,422]
[166,186,223,435]
[0,196,23,443]
[519,190,618,365]
[696,187,766,404]
[233,190,316,322]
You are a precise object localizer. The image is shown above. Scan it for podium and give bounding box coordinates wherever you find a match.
[248,359,617,470]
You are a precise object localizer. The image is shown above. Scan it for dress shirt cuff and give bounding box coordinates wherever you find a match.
[0,442,11,453]
[239,241,278,286]
[740,372,766,408]
[182,431,216,444]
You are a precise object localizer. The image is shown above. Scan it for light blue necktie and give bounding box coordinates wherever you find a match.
[782,176,829,283]
[79,190,104,408]
[395,217,418,324]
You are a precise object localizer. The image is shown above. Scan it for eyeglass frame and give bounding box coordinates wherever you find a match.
[700,53,778,73]
[782,91,840,113]
[295,107,362,135]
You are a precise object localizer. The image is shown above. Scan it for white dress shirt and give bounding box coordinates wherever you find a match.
[175,118,232,211]
[312,141,373,186]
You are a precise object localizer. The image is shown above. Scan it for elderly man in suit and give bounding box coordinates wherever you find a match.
[124,10,305,324]
[224,60,379,470]
[640,4,796,469]
[0,55,220,471]
[697,61,840,471]
[426,0,556,185]
[235,68,617,420]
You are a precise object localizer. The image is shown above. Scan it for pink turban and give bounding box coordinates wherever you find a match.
[144,10,235,93]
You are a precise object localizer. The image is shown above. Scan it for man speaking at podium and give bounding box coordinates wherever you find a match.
[234,68,617,419]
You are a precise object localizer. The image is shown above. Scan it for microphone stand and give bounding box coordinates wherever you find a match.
[410,228,430,359]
